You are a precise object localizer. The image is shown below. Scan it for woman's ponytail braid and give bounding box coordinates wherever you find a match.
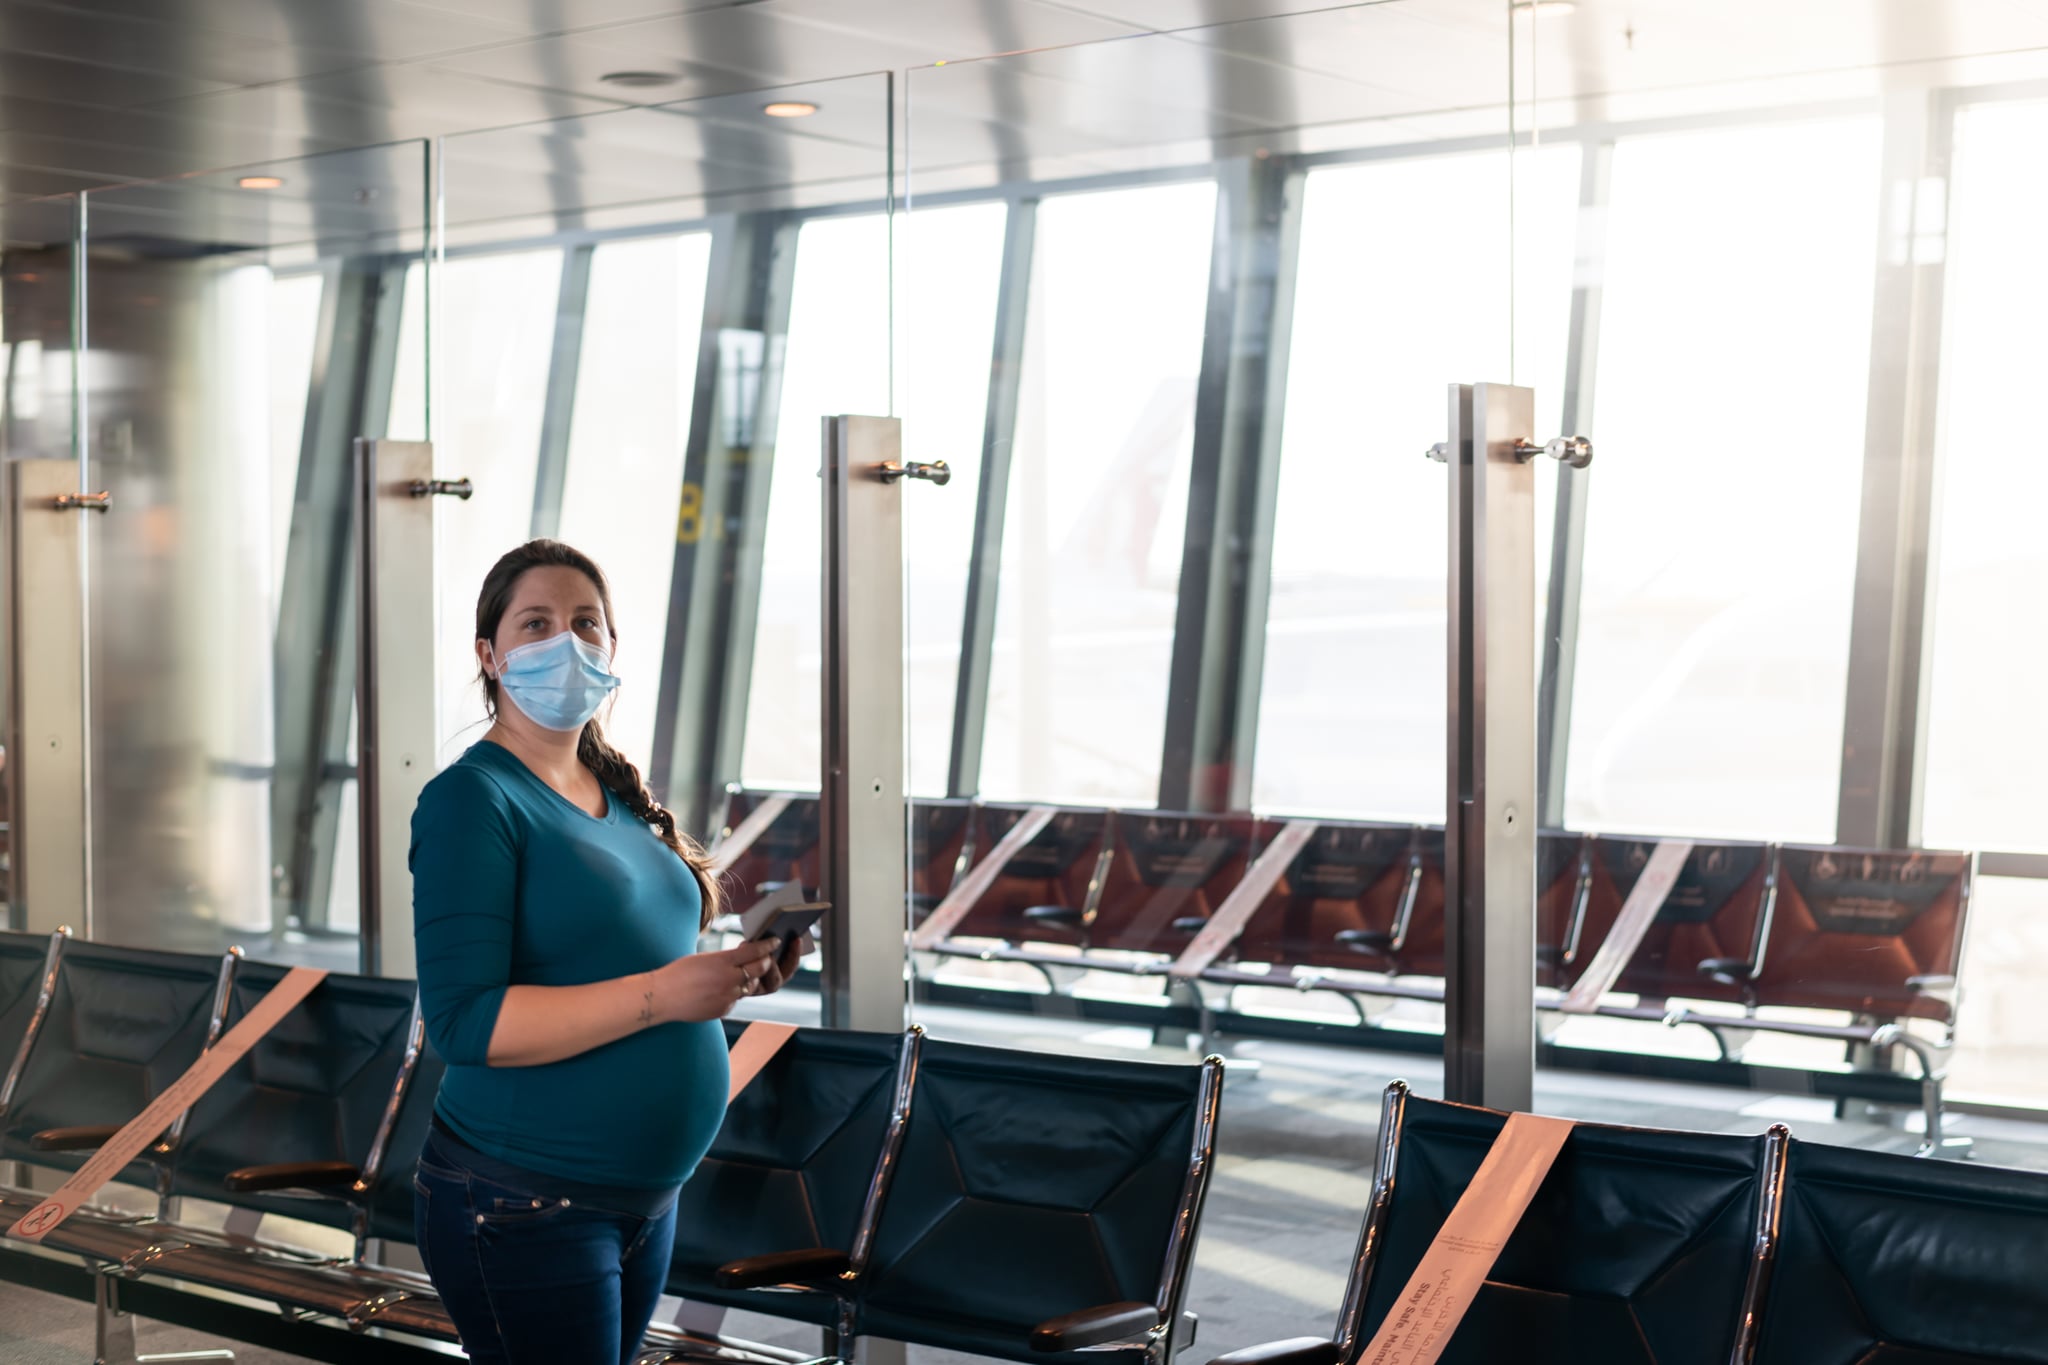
[579,721,723,929]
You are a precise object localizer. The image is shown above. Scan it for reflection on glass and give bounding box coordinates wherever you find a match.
[558,233,714,770]
[742,214,888,791]
[979,181,1216,806]
[898,203,1007,796]
[1255,147,1579,820]
[1564,118,1882,841]
[1921,100,2048,855]
[268,271,325,621]
[392,250,566,760]
[1948,875,2048,1108]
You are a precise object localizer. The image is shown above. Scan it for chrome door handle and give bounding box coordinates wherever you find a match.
[51,490,112,512]
[877,460,951,486]
[1514,435,1593,468]
[407,478,474,500]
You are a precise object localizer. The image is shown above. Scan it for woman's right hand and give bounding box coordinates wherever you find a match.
[647,940,781,1024]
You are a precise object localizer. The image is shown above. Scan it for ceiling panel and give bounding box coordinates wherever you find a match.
[0,0,2046,239]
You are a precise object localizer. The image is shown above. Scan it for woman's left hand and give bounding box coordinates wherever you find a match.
[754,933,815,995]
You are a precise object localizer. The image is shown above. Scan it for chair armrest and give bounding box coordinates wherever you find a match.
[1207,1337,1343,1365]
[224,1161,360,1194]
[1907,974,1956,993]
[30,1124,124,1152]
[1335,929,1392,953]
[1030,1301,1159,1352]
[1023,905,1084,926]
[714,1247,850,1291]
[1698,956,1753,986]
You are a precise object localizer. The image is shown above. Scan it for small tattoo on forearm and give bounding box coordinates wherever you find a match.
[638,990,655,1028]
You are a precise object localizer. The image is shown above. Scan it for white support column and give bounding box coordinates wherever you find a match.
[818,414,916,1033]
[355,439,444,979]
[6,460,95,938]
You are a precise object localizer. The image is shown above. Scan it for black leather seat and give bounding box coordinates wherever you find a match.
[666,1021,910,1328]
[816,1038,1219,1364]
[0,940,230,1192]
[167,961,419,1231]
[1212,1081,1776,1365]
[1754,1138,2048,1364]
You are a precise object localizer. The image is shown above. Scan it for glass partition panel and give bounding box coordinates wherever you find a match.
[0,194,85,933]
[1526,15,2048,1128]
[77,143,430,964]
[441,78,889,1030]
[1561,117,1882,842]
[908,1,1519,824]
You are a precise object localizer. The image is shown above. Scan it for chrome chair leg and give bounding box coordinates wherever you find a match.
[95,1273,235,1365]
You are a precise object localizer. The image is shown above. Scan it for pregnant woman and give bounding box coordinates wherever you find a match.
[409,538,802,1364]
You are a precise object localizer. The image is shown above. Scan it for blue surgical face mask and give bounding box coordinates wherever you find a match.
[492,631,620,733]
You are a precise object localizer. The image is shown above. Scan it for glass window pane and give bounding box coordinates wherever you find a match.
[557,233,714,770]
[268,270,324,622]
[1254,146,1580,820]
[741,214,890,791]
[1920,100,2048,854]
[897,202,1008,796]
[1563,118,1882,840]
[976,181,1216,806]
[1948,875,2048,1108]
[396,250,566,759]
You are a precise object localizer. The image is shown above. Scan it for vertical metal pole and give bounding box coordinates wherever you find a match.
[528,244,594,542]
[1443,383,1538,1112]
[1158,156,1302,814]
[5,461,93,937]
[1837,90,1953,850]
[818,415,908,1033]
[355,439,439,979]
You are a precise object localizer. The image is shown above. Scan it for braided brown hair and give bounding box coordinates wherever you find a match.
[475,539,722,929]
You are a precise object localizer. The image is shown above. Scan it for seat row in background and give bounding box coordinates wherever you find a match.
[0,928,1218,1365]
[2,929,2042,1365]
[709,789,1976,1153]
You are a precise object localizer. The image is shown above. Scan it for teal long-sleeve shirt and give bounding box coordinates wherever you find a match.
[409,740,728,1189]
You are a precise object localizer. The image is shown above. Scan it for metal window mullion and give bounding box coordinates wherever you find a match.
[1836,90,1954,850]
[1158,156,1296,814]
[273,257,408,935]
[946,197,1036,800]
[1537,140,1613,829]
[650,213,798,836]
[528,244,595,541]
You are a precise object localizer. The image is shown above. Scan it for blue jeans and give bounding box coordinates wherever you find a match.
[413,1121,680,1365]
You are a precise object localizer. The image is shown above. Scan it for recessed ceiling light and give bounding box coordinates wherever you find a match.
[763,101,819,118]
[1511,0,1576,14]
[600,70,678,89]
[238,175,285,190]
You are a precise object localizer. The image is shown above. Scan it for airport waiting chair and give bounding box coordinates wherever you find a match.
[1582,836,1777,1010]
[664,1022,915,1333]
[1752,1137,2048,1365]
[0,928,62,1098]
[909,797,974,921]
[1056,811,1256,957]
[714,789,822,907]
[937,802,1114,946]
[1533,832,1597,990]
[0,939,233,1206]
[1209,1081,1780,1365]
[714,1037,1224,1365]
[1723,845,1972,1021]
[163,961,420,1237]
